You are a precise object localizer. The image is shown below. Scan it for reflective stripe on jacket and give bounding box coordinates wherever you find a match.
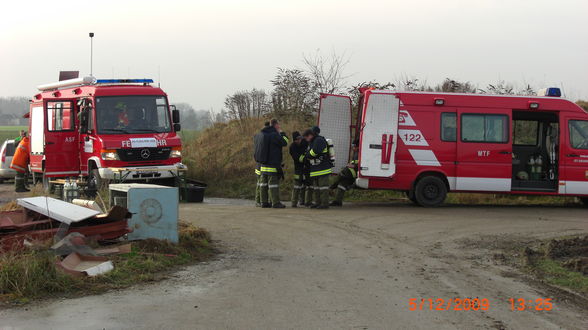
[306,135,332,177]
[260,126,288,168]
[289,140,308,175]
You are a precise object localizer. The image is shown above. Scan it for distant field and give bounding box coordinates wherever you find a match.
[0,126,27,131]
[0,126,24,143]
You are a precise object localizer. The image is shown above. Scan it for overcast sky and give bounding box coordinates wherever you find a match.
[1,0,587,111]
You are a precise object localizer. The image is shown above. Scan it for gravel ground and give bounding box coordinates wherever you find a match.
[0,184,587,329]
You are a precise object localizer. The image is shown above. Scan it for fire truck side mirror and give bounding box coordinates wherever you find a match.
[172,108,180,124]
[174,123,181,132]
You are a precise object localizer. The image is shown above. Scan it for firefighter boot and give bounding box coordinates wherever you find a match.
[268,175,284,208]
[260,174,270,207]
[316,175,330,209]
[312,180,321,207]
[291,179,300,207]
[304,186,314,207]
[255,174,261,207]
[15,172,29,193]
[291,177,304,207]
[330,186,346,206]
[299,185,306,206]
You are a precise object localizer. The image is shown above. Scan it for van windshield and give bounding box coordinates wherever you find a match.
[95,96,171,134]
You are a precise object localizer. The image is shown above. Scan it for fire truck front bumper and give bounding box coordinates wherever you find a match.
[98,165,185,181]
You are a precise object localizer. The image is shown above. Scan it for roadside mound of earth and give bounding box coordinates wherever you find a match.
[524,235,588,295]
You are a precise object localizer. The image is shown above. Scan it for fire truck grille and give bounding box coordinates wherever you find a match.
[117,147,171,162]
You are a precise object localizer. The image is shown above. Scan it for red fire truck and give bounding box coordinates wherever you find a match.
[318,88,588,207]
[28,76,184,191]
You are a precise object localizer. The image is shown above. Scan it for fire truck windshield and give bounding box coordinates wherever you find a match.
[95,95,171,134]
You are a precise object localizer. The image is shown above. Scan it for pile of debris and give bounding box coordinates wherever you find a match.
[1,197,132,276]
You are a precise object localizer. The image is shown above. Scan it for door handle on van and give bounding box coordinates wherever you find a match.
[567,153,579,157]
[45,142,55,145]
[499,151,511,155]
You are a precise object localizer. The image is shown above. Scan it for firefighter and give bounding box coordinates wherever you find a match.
[330,140,359,206]
[10,132,30,193]
[253,122,270,207]
[116,102,130,128]
[303,127,332,209]
[303,161,314,207]
[259,119,289,208]
[14,130,25,147]
[289,131,307,207]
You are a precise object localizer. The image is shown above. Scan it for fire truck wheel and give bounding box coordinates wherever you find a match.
[580,197,588,206]
[88,169,108,191]
[414,176,447,207]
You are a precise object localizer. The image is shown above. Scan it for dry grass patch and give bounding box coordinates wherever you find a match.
[0,222,214,305]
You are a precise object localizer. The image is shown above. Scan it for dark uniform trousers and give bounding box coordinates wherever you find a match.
[312,174,330,207]
[291,174,306,206]
[332,167,356,203]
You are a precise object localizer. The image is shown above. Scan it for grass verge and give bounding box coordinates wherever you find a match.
[523,235,588,295]
[0,222,214,305]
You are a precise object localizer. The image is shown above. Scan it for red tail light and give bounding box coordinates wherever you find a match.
[1,149,5,164]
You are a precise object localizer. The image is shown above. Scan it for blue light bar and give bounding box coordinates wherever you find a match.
[545,87,561,97]
[538,87,561,97]
[95,79,154,84]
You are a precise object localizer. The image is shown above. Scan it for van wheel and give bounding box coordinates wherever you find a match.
[405,190,417,204]
[414,176,447,207]
[580,197,588,206]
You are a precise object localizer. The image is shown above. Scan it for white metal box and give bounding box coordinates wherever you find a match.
[109,183,179,243]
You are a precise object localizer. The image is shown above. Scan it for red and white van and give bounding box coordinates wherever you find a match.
[318,88,588,206]
[29,77,184,190]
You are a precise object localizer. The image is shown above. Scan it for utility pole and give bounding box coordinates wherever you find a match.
[89,32,94,76]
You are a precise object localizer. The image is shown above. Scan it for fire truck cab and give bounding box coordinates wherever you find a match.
[319,88,588,207]
[29,77,184,191]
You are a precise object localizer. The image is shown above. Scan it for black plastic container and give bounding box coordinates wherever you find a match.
[182,179,207,203]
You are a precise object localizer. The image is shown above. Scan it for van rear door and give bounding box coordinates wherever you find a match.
[317,94,352,170]
[43,100,80,177]
[456,108,512,191]
[358,91,400,178]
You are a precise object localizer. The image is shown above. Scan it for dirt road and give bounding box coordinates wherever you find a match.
[1,187,587,329]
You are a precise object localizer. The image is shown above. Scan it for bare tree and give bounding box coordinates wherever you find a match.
[270,68,315,117]
[208,109,228,124]
[346,80,395,107]
[434,78,477,93]
[394,75,432,91]
[517,84,535,96]
[479,80,515,95]
[224,89,270,121]
[303,50,350,95]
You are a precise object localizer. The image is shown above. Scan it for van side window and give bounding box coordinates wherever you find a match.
[47,101,74,131]
[461,114,508,143]
[513,120,539,145]
[441,113,456,142]
[569,120,588,149]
